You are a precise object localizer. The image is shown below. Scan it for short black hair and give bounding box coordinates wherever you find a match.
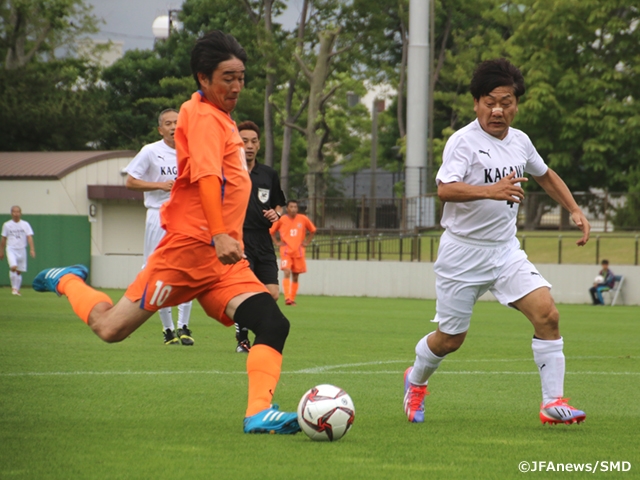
[287,199,298,206]
[602,259,609,265]
[237,120,260,137]
[470,58,525,100]
[190,30,247,89]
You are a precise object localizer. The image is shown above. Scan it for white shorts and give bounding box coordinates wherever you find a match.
[6,247,27,272]
[143,208,166,264]
[433,230,551,335]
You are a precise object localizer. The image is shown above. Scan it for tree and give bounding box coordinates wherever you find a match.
[1,0,100,70]
[0,59,107,150]
[0,0,107,151]
[511,0,640,195]
[98,49,190,149]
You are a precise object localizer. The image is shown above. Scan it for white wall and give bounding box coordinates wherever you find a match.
[0,154,146,257]
[91,254,144,288]
[90,257,639,306]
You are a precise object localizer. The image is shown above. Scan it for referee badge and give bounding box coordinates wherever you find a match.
[258,188,270,203]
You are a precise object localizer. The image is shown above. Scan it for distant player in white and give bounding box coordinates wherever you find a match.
[403,59,591,426]
[124,108,194,346]
[1,205,36,296]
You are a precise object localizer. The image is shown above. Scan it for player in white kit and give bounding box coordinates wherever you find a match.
[124,109,194,345]
[1,206,36,296]
[404,59,590,426]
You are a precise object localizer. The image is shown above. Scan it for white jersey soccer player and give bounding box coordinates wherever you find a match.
[403,59,590,427]
[1,206,35,296]
[124,109,194,345]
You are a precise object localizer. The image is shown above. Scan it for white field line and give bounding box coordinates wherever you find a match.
[0,356,638,377]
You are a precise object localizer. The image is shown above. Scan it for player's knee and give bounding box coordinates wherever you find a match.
[91,324,128,343]
[88,317,129,343]
[430,330,466,356]
[234,292,290,353]
[535,304,560,333]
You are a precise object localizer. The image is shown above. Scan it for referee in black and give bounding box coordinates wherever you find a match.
[235,120,286,353]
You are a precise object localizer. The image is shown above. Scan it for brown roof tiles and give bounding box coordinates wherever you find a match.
[0,151,136,180]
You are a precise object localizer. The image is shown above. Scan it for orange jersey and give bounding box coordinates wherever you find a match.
[270,214,316,258]
[161,91,250,246]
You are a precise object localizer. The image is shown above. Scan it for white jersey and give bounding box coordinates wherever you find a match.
[1,219,34,249]
[124,140,178,209]
[436,119,548,241]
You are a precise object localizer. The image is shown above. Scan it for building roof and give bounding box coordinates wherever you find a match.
[0,151,136,180]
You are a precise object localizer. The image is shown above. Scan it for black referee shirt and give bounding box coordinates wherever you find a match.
[243,162,286,230]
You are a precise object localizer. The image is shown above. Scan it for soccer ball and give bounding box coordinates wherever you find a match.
[297,384,355,441]
[594,275,604,284]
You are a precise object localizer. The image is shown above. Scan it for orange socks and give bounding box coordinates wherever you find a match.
[245,344,282,417]
[282,278,291,300]
[291,282,299,302]
[58,274,113,324]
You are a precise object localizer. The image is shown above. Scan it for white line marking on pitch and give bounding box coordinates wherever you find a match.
[0,355,638,377]
[1,370,638,377]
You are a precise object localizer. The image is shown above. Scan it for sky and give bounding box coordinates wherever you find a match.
[86,0,304,52]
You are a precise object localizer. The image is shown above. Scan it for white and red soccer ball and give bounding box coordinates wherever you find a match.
[297,384,355,441]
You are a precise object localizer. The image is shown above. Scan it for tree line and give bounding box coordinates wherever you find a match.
[1,0,639,228]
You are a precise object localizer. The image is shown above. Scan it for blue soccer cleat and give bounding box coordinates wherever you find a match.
[404,366,429,423]
[33,265,89,296]
[243,405,301,434]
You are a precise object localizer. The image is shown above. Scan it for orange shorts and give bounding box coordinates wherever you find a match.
[279,247,307,274]
[125,233,268,326]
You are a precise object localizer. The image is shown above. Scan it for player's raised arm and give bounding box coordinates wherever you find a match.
[532,168,590,246]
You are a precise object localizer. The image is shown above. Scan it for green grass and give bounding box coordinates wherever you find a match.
[1,288,639,479]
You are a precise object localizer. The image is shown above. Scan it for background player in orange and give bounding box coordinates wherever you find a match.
[270,199,316,305]
[32,30,300,435]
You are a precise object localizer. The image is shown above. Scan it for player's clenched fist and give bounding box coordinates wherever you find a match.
[213,233,243,264]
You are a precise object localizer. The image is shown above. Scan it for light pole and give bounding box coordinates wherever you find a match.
[370,98,385,231]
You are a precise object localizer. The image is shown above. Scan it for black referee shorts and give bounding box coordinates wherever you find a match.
[243,229,279,286]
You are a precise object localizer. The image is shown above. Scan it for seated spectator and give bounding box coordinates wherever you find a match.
[589,259,615,305]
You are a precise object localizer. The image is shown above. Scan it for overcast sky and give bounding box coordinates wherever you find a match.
[86,0,304,51]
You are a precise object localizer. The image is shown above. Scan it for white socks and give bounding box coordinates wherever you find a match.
[177,302,193,329]
[10,271,21,291]
[532,337,565,405]
[408,333,445,386]
[158,307,175,331]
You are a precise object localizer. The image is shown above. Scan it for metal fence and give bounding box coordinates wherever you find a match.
[294,191,639,234]
[309,232,640,266]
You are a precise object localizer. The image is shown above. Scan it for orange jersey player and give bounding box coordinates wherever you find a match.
[32,30,301,436]
[270,199,316,305]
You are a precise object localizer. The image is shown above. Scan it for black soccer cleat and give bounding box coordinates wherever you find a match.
[177,327,194,346]
[163,328,180,345]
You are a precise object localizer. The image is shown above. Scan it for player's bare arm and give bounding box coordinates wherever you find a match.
[532,168,590,246]
[125,174,174,192]
[271,232,282,247]
[438,171,528,203]
[302,231,315,247]
[28,236,35,258]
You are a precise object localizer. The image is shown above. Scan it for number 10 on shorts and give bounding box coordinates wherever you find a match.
[149,280,172,307]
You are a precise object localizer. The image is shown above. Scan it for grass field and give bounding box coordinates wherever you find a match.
[1,289,639,479]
